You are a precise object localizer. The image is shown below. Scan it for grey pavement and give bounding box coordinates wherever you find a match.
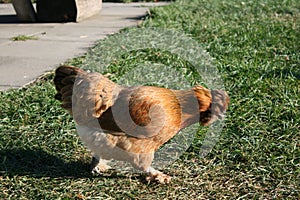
[0,2,168,91]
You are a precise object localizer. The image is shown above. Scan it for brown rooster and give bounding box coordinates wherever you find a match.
[54,65,229,183]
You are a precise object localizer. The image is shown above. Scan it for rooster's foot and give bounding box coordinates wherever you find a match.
[145,167,171,184]
[90,156,111,175]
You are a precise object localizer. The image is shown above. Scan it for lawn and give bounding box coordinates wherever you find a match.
[0,0,299,199]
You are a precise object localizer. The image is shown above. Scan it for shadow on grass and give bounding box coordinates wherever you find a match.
[0,148,91,178]
[0,148,139,180]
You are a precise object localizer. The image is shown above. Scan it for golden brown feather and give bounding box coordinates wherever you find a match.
[54,65,229,183]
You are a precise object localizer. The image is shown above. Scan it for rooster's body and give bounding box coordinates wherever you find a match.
[54,65,229,183]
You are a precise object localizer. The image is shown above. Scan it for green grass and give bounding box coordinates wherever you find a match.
[1,0,299,199]
[10,35,39,41]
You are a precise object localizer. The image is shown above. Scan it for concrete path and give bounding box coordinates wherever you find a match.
[0,2,168,91]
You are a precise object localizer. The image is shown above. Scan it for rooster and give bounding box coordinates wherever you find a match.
[54,65,229,183]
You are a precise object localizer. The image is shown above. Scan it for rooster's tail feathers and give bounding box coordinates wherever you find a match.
[53,65,87,111]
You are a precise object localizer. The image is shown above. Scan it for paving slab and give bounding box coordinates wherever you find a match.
[0,2,169,91]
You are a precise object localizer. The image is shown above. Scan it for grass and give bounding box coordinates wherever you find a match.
[10,35,39,41]
[1,0,299,199]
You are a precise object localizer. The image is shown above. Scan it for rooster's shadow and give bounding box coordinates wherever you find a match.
[0,148,140,180]
[0,148,92,178]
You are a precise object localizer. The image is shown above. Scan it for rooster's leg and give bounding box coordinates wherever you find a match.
[90,156,111,175]
[131,153,171,183]
[144,167,171,184]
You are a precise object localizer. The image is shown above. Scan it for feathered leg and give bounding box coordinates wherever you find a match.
[131,153,171,184]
